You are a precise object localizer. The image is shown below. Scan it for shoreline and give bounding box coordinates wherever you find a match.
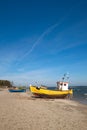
[0,89,87,130]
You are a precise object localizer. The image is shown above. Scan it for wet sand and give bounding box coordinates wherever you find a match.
[0,89,87,130]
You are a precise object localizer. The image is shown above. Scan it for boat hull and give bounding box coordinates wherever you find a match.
[30,86,73,98]
[8,89,26,92]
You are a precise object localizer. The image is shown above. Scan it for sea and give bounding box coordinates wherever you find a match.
[71,86,87,105]
[47,86,87,105]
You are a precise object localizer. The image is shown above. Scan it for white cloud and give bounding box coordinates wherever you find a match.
[0,66,65,86]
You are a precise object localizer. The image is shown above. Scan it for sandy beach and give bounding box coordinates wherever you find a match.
[0,89,87,130]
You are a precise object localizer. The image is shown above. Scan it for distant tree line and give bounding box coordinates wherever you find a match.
[0,80,12,88]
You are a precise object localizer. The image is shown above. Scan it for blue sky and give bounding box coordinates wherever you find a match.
[0,0,87,86]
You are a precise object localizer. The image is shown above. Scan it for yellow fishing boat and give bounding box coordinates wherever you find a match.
[30,81,73,98]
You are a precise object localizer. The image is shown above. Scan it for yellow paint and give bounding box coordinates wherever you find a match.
[30,86,73,97]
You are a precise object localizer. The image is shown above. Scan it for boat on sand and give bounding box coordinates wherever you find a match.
[8,87,26,92]
[30,74,73,98]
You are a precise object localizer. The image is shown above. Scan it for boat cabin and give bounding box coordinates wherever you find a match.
[56,81,69,90]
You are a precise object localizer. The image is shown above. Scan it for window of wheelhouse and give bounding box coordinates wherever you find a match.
[64,84,66,86]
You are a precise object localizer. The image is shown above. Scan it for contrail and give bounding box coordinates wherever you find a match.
[16,22,62,65]
[18,1,81,61]
[19,20,64,62]
[22,23,60,59]
[15,23,60,66]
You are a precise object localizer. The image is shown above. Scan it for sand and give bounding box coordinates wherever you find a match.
[0,89,87,130]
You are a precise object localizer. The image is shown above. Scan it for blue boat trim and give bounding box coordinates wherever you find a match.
[8,89,26,92]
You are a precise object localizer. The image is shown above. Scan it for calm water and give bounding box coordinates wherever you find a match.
[48,86,87,105]
[72,86,87,105]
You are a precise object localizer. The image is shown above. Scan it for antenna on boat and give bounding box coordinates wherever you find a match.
[66,72,69,82]
[62,77,65,82]
[62,72,69,82]
[62,73,66,81]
